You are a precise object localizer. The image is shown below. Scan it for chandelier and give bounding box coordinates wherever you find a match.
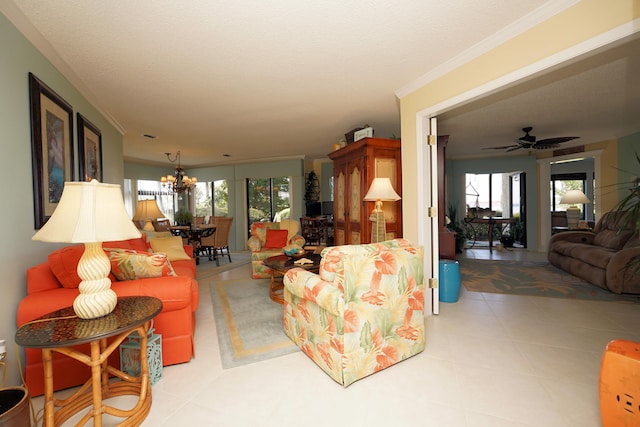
[160,151,197,194]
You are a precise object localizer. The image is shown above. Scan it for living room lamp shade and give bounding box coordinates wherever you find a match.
[560,189,591,230]
[32,180,142,319]
[363,178,401,243]
[132,199,165,231]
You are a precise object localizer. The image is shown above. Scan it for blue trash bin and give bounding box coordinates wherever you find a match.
[439,259,461,303]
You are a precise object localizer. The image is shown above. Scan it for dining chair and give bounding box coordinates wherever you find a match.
[152,218,171,231]
[205,217,233,266]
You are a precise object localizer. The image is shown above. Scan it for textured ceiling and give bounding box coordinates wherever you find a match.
[6,1,634,168]
[3,0,555,167]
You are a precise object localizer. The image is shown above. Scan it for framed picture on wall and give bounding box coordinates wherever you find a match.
[77,113,102,182]
[29,72,74,229]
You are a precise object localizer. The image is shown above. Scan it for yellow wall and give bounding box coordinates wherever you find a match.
[398,0,640,242]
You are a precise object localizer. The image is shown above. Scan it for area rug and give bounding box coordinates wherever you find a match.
[209,278,297,369]
[460,259,640,303]
[196,251,251,280]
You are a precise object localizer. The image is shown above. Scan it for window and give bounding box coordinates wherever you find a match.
[551,173,587,215]
[137,179,175,223]
[465,173,510,216]
[213,180,228,216]
[246,177,291,234]
[194,182,212,218]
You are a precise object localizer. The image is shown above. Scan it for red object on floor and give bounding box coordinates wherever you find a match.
[599,339,640,426]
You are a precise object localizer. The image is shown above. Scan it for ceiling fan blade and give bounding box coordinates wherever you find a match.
[507,146,524,152]
[536,136,580,145]
[483,144,519,150]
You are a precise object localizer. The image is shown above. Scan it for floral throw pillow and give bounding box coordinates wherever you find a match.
[106,249,176,281]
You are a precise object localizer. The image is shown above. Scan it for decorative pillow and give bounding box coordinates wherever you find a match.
[144,230,173,241]
[149,236,191,261]
[107,249,176,281]
[279,219,300,241]
[48,245,85,289]
[264,229,289,249]
[252,222,279,245]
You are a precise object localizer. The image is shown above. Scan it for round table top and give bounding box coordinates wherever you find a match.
[15,296,163,348]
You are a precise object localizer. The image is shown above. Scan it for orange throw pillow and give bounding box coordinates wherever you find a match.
[48,245,85,289]
[264,229,289,248]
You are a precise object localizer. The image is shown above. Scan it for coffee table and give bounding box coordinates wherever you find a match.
[263,253,321,303]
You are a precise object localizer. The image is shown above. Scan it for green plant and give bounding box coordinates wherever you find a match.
[174,209,193,225]
[613,152,640,232]
[612,152,640,276]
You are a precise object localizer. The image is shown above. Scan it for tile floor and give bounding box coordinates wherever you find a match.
[36,248,640,426]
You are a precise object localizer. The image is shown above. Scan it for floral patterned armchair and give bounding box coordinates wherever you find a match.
[247,219,306,278]
[283,238,425,386]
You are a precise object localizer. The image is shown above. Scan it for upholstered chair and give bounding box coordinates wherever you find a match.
[247,219,305,278]
[283,238,425,386]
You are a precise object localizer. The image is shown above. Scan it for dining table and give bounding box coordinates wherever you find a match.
[169,224,216,264]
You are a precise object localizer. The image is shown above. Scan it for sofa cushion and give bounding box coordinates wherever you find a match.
[48,245,84,289]
[279,219,300,241]
[593,229,633,250]
[142,231,173,247]
[623,232,640,249]
[106,249,176,281]
[148,236,191,261]
[264,229,289,248]
[103,237,148,252]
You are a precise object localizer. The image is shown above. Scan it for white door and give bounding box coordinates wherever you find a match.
[418,116,439,315]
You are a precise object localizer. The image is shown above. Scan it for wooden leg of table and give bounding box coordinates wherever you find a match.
[269,272,285,304]
[42,348,54,427]
[488,223,494,252]
[90,340,103,427]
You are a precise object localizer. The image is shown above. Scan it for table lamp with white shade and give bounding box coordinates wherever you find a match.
[363,177,401,243]
[32,180,142,319]
[132,199,165,231]
[559,189,591,230]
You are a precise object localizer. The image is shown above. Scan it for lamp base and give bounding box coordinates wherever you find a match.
[142,220,155,232]
[73,242,117,319]
[566,206,581,230]
[369,203,387,243]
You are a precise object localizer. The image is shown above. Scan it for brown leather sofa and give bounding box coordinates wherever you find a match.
[548,212,640,294]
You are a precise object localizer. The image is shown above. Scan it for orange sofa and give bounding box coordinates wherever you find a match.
[17,236,199,396]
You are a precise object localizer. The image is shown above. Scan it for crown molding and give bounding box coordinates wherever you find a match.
[395,0,579,99]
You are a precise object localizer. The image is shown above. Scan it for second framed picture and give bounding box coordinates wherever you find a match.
[77,113,103,182]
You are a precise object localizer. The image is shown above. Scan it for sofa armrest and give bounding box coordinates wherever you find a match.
[247,236,262,252]
[606,247,640,294]
[289,234,306,247]
[283,268,344,316]
[549,231,595,247]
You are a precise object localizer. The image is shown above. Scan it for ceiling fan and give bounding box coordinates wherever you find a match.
[484,127,580,152]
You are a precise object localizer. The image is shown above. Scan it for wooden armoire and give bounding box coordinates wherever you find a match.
[328,137,402,245]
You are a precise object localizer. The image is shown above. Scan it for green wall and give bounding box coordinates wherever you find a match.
[0,12,124,386]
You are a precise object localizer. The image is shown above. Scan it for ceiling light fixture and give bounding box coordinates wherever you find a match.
[160,151,197,194]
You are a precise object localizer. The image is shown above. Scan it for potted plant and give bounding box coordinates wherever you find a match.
[612,152,640,274]
[174,209,193,226]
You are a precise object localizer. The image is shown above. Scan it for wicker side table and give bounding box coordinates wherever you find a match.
[15,296,162,427]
